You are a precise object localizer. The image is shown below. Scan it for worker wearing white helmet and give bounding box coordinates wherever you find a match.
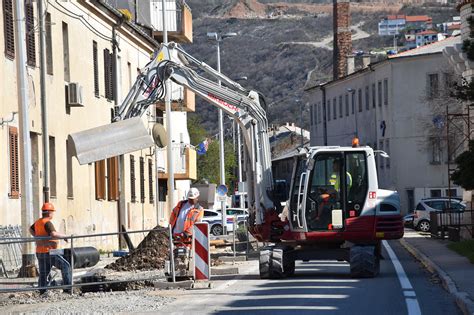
[169,188,204,238]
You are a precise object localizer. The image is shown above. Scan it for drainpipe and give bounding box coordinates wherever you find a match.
[16,0,35,277]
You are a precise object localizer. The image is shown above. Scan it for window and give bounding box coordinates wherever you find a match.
[358,89,362,112]
[431,137,442,164]
[345,94,349,116]
[383,79,388,106]
[445,189,457,198]
[385,139,390,168]
[66,139,74,198]
[107,157,119,201]
[426,199,444,208]
[318,103,322,123]
[333,97,336,120]
[140,157,145,203]
[95,160,106,200]
[407,190,415,211]
[3,0,14,58]
[127,62,132,89]
[339,95,343,118]
[310,105,314,126]
[130,155,136,203]
[365,86,370,110]
[8,126,19,198]
[158,179,167,201]
[379,140,384,169]
[378,81,382,107]
[415,202,426,211]
[62,22,70,82]
[46,12,53,74]
[148,159,154,204]
[104,48,114,101]
[351,93,355,114]
[372,83,376,108]
[49,136,57,198]
[327,100,331,121]
[25,0,36,66]
[93,41,99,97]
[427,73,439,99]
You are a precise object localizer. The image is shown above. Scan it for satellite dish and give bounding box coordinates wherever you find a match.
[152,123,168,148]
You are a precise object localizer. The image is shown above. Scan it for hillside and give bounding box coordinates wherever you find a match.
[184,0,457,134]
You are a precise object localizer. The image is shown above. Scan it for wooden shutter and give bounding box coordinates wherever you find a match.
[93,41,99,97]
[107,157,119,201]
[25,0,35,66]
[130,155,136,203]
[140,157,145,203]
[148,159,154,204]
[95,160,106,200]
[3,0,15,58]
[103,49,110,100]
[9,126,19,198]
[45,12,53,74]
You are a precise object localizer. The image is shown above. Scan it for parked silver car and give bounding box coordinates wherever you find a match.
[413,198,465,232]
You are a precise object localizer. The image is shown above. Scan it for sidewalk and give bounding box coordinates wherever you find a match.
[401,229,474,315]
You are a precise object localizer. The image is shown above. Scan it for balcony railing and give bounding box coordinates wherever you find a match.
[152,0,193,43]
[155,86,195,112]
[157,144,197,180]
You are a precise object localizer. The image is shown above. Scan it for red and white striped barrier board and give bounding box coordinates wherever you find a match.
[193,222,211,281]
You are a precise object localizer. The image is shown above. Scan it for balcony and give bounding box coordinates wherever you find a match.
[155,86,195,112]
[157,144,197,180]
[152,1,193,44]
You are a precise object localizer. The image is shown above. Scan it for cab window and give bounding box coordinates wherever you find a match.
[345,152,368,216]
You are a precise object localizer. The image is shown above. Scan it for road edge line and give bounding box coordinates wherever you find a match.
[399,238,474,315]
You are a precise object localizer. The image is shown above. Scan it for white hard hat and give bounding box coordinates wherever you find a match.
[187,187,200,200]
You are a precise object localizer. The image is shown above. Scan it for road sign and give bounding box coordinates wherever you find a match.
[217,184,228,196]
[217,195,227,202]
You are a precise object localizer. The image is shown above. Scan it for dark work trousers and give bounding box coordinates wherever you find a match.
[36,252,72,293]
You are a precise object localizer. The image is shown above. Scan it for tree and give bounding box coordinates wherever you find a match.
[451,140,474,190]
[188,115,237,188]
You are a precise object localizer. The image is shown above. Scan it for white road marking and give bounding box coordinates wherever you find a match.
[404,291,416,297]
[234,294,349,299]
[251,285,355,290]
[218,306,338,311]
[383,240,422,315]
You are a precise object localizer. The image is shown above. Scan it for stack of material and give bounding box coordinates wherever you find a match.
[106,227,169,271]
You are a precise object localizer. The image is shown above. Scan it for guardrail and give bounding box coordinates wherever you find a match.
[430,209,474,241]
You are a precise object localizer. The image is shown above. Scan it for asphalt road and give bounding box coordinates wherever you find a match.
[159,240,460,315]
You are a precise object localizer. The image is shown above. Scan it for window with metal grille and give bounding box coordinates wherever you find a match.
[333,98,336,120]
[372,83,376,108]
[345,94,349,116]
[46,12,53,75]
[95,160,106,200]
[103,48,114,101]
[93,41,99,97]
[3,0,15,59]
[378,81,382,107]
[9,126,19,198]
[25,0,36,66]
[49,136,57,198]
[140,157,145,203]
[365,86,370,110]
[66,139,74,198]
[107,157,119,201]
[130,155,136,203]
[358,89,362,112]
[383,79,389,105]
[327,100,331,121]
[148,159,154,204]
[62,22,70,82]
[339,95,343,118]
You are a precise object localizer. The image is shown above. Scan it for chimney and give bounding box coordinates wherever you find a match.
[347,55,355,75]
[362,55,371,68]
[333,0,352,80]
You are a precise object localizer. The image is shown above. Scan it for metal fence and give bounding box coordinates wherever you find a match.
[430,209,474,241]
[0,228,166,294]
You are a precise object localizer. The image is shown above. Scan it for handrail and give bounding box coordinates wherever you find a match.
[295,172,307,229]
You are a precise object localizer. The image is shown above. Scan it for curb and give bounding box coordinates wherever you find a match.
[399,238,474,315]
[211,267,239,275]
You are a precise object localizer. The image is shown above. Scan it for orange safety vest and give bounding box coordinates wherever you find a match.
[34,217,59,254]
[170,200,203,236]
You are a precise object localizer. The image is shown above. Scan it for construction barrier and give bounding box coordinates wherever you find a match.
[193,223,211,281]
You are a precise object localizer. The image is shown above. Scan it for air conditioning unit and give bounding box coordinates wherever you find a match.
[67,82,84,107]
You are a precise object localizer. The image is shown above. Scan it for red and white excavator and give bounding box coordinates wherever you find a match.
[69,42,403,278]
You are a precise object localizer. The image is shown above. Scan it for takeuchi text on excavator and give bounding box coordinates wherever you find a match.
[69,42,404,279]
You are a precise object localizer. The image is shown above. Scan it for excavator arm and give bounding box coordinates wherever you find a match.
[69,42,276,225]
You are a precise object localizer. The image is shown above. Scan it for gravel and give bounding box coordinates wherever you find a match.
[0,289,174,314]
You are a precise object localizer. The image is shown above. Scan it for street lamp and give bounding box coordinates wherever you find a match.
[207,31,238,235]
[347,88,358,137]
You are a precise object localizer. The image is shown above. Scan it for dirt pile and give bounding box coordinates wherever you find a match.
[106,227,170,271]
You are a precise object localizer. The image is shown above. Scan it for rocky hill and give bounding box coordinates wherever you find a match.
[183,0,457,134]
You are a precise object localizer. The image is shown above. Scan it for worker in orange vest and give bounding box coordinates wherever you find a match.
[29,202,72,295]
[170,188,204,239]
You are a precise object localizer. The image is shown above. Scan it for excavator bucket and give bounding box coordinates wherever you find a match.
[68,117,155,165]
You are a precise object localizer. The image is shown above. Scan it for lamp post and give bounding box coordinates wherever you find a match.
[207,32,237,235]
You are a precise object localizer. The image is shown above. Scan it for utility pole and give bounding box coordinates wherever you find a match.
[16,0,35,277]
[38,0,50,203]
[162,0,175,221]
[237,125,244,209]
